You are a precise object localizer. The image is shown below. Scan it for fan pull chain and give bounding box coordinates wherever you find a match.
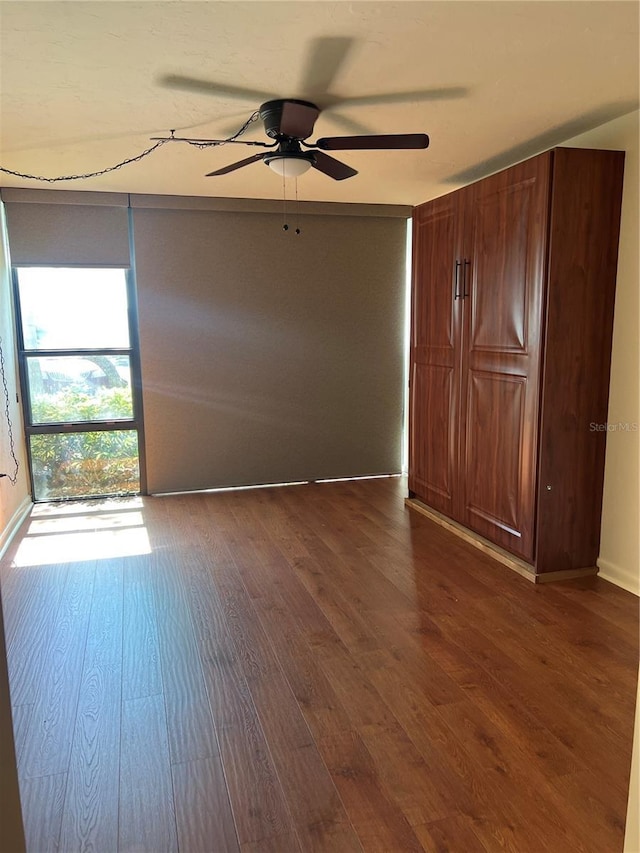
[281,175,301,235]
[282,172,289,231]
[295,178,301,235]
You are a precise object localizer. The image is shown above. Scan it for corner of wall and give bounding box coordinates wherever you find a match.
[597,558,640,597]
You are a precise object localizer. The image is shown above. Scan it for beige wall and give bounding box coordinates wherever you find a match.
[0,205,30,545]
[0,205,27,852]
[559,110,639,596]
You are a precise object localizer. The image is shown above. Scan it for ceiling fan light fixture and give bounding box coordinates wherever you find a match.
[266,155,313,178]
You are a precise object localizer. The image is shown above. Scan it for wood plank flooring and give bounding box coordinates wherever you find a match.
[1,476,638,852]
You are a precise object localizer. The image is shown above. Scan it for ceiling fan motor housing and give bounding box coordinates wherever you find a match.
[259,98,319,138]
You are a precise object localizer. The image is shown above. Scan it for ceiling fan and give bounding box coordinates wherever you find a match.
[163,99,428,181]
[157,37,464,181]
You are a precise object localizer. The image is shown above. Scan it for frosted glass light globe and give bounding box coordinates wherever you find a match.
[267,157,312,178]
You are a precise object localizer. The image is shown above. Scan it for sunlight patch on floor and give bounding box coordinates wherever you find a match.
[14,499,151,566]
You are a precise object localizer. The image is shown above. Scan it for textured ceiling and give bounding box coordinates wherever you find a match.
[0,1,638,205]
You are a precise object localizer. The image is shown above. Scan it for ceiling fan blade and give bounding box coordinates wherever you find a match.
[205,153,265,176]
[300,36,356,97]
[280,101,320,139]
[335,86,467,107]
[159,74,273,102]
[315,133,429,151]
[311,151,357,181]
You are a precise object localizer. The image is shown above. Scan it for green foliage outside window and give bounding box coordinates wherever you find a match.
[30,387,139,499]
[31,386,134,424]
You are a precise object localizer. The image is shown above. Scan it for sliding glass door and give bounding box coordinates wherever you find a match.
[13,267,145,501]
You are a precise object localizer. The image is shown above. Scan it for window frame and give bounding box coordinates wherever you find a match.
[12,264,147,500]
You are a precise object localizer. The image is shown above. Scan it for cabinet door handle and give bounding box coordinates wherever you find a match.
[462,259,471,298]
[454,261,462,300]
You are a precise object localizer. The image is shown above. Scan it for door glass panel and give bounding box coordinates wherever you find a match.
[30,430,140,500]
[17,267,130,350]
[27,355,133,424]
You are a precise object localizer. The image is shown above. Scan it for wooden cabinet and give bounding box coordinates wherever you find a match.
[409,147,625,577]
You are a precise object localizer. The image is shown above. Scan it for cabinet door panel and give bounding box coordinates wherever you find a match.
[465,370,526,539]
[459,153,551,559]
[413,211,457,350]
[409,194,462,515]
[410,363,455,505]
[469,181,534,353]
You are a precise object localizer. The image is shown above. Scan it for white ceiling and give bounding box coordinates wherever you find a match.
[0,1,638,206]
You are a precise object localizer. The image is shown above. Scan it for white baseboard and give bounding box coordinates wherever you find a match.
[597,557,640,597]
[0,497,33,562]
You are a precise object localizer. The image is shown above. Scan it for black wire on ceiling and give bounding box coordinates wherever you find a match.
[0,336,19,486]
[0,111,260,183]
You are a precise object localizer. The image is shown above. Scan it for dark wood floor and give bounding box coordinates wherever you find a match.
[1,476,638,852]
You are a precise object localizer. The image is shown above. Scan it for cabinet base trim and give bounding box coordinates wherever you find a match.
[404,497,599,584]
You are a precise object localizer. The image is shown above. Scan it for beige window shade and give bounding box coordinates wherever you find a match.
[0,189,130,266]
[132,206,407,494]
